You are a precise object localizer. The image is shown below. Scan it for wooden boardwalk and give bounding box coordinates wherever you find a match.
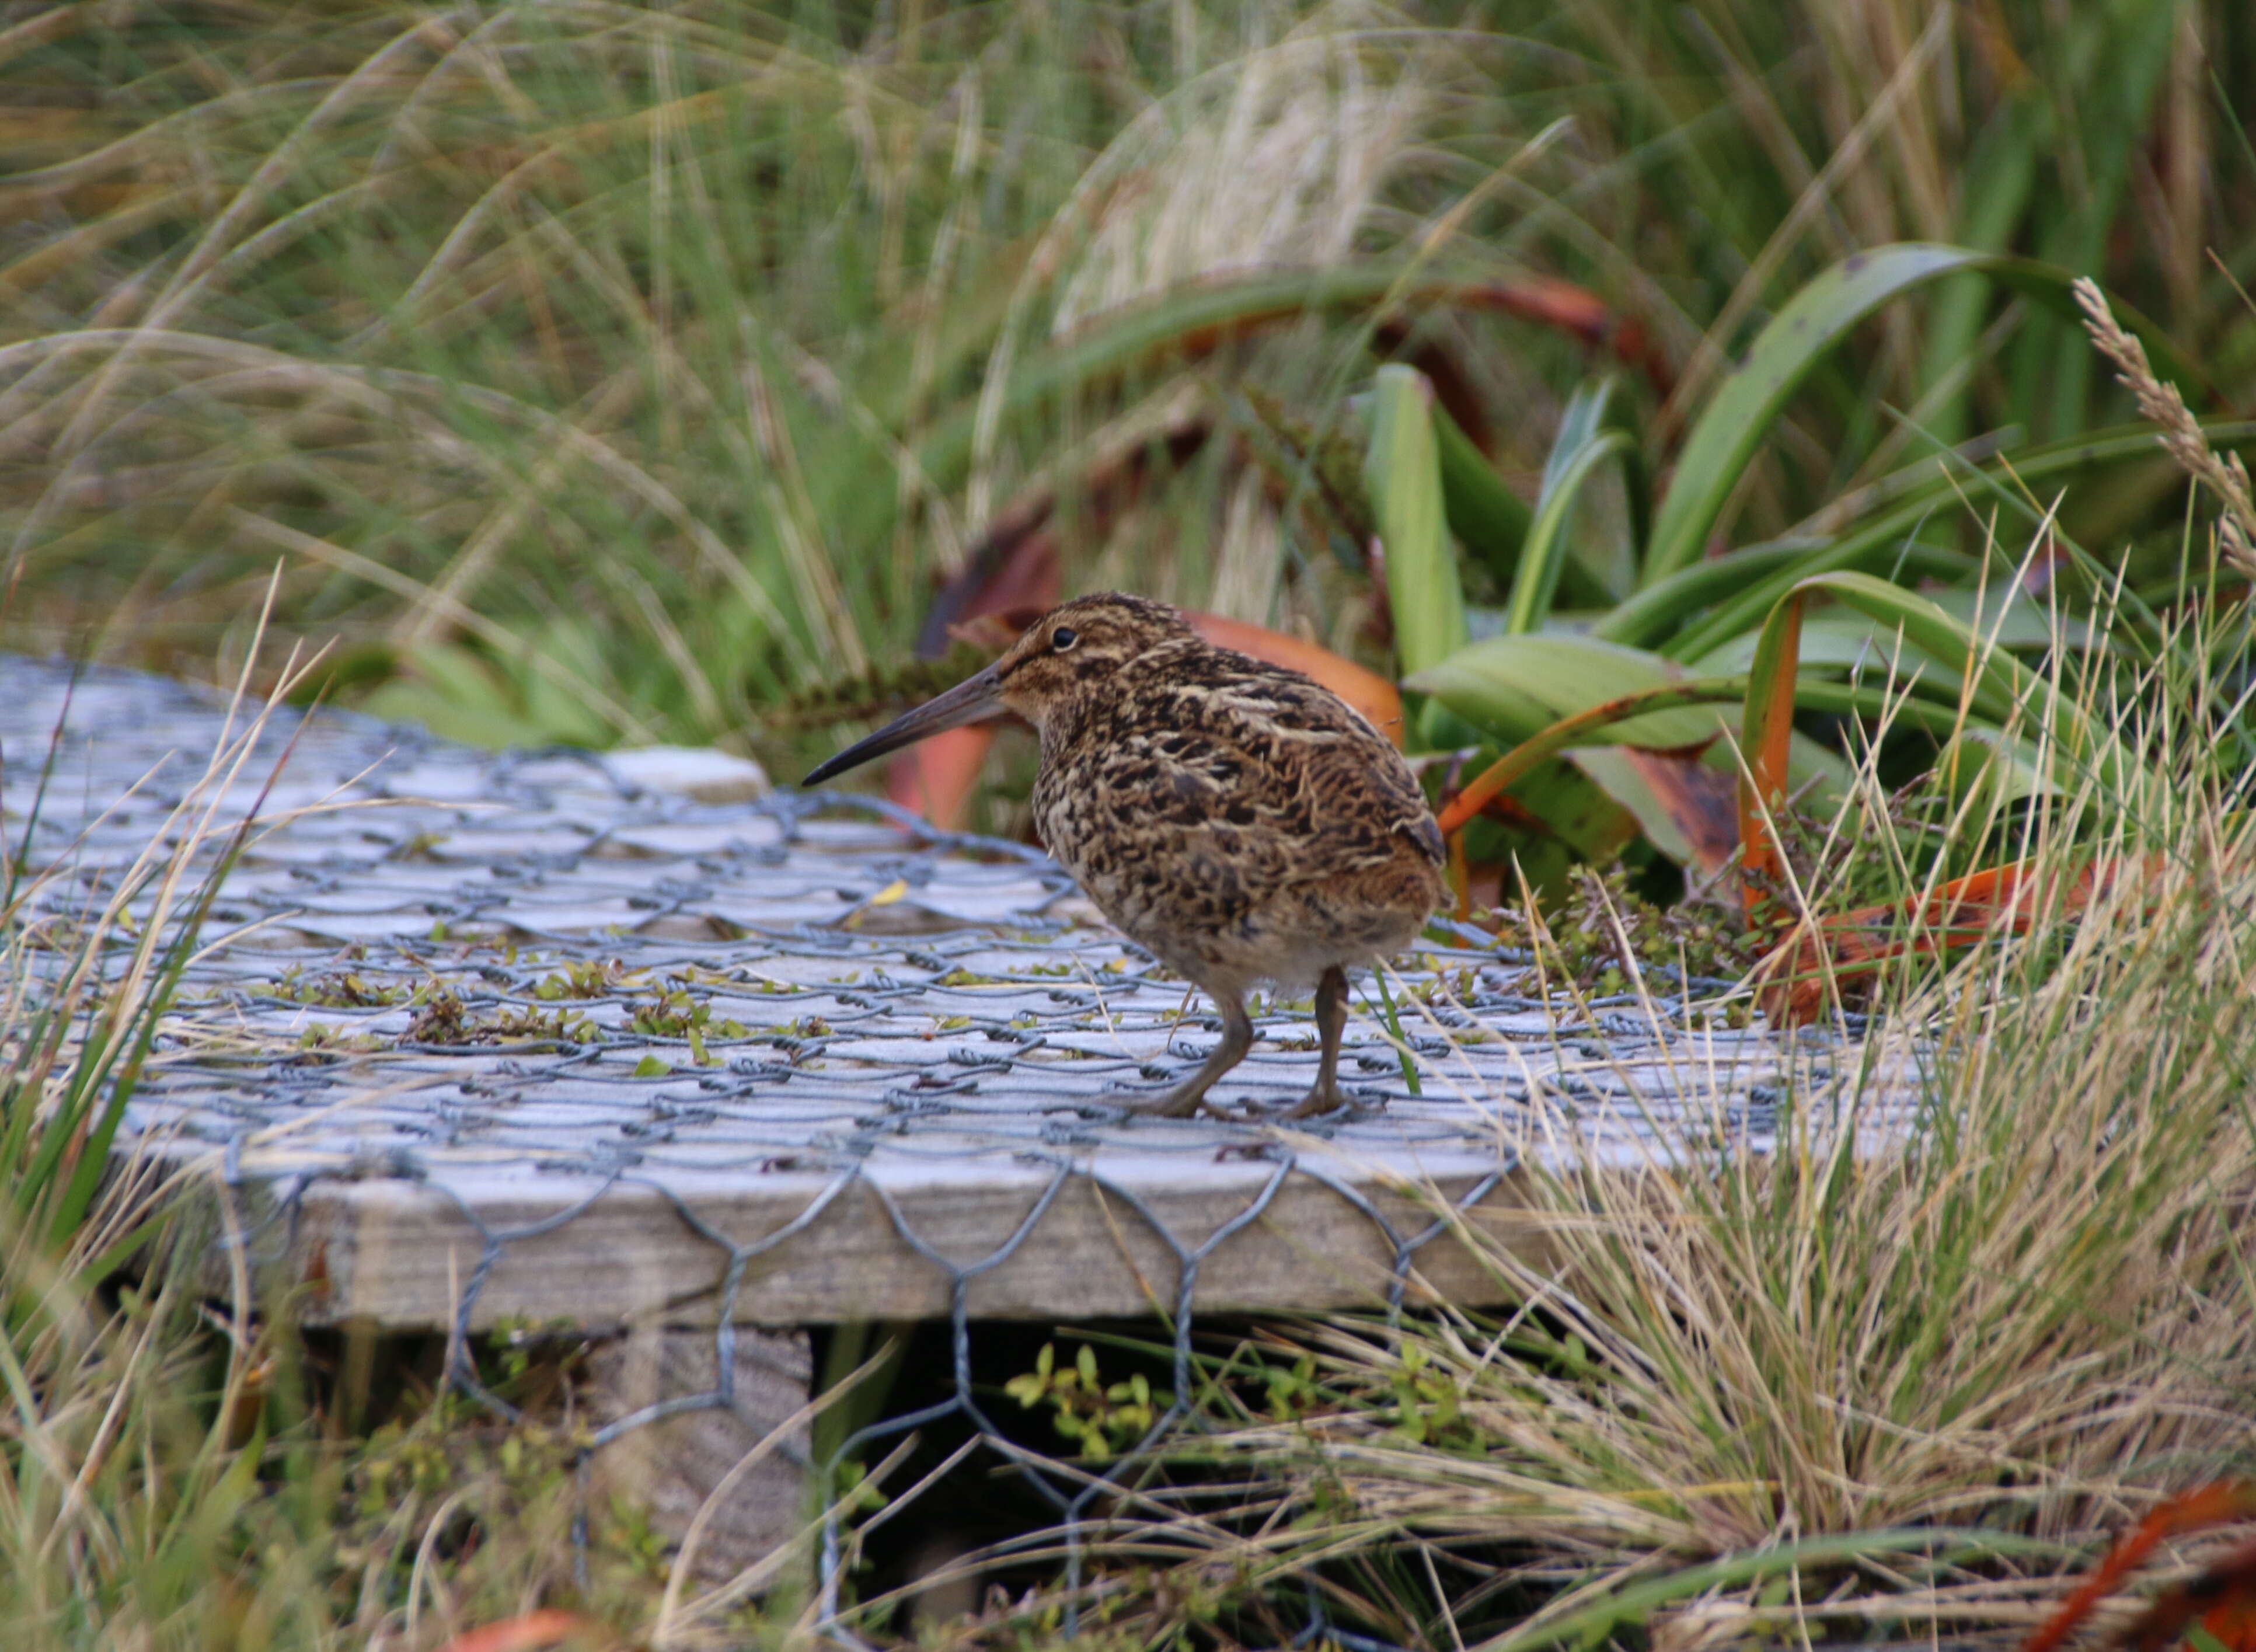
[13,656,1917,1332]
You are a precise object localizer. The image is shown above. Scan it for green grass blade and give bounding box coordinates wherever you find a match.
[1645,245,2209,584]
[1654,421,2256,663]
[1504,426,1635,635]
[1541,376,1617,497]
[1473,1528,2059,1652]
[1,675,74,918]
[48,817,264,1254]
[1364,364,1467,677]
[1434,399,1532,587]
[1410,635,1725,750]
[1738,571,2134,837]
[0,1003,65,1215]
[13,1000,120,1228]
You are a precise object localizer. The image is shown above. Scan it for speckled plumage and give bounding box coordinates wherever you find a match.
[804,593,1448,1118]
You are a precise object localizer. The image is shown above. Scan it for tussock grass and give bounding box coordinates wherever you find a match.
[0,639,362,1645]
[996,573,2256,1652]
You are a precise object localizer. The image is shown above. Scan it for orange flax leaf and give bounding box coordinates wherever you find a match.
[435,1610,601,1652]
[1186,612,1405,748]
[1448,822,1473,923]
[1735,590,1808,898]
[1432,679,1748,837]
[1755,852,2171,1025]
[1818,851,2173,956]
[885,724,997,832]
[2125,1534,2256,1652]
[2024,1484,2256,1652]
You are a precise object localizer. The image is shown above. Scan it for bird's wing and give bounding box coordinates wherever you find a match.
[1111,661,1441,885]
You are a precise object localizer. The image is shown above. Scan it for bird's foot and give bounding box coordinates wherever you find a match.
[1103,1080,1242,1121]
[1264,1082,1352,1121]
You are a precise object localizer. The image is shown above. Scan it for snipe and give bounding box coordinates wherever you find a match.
[803,594,1446,1119]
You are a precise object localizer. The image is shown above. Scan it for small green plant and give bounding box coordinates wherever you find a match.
[402,987,595,1047]
[1501,864,1758,996]
[294,1024,385,1056]
[628,987,748,1065]
[534,958,636,1000]
[1005,1343,1172,1462]
[1259,1351,1326,1423]
[266,967,409,1008]
[1381,1341,1487,1455]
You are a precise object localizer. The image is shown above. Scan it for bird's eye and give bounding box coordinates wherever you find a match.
[1051,626,1079,651]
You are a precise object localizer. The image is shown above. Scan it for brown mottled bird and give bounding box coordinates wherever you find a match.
[802,594,1447,1119]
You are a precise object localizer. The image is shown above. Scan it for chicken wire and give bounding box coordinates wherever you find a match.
[3,653,1923,1634]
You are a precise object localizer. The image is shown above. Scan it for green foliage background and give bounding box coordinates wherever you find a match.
[4,0,2251,801]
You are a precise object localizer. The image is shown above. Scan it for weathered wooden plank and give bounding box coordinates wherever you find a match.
[247,1152,1551,1328]
[583,1325,813,1584]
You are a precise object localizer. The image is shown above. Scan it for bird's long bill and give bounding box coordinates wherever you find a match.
[800,661,1007,785]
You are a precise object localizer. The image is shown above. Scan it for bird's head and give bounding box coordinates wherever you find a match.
[801,593,1194,786]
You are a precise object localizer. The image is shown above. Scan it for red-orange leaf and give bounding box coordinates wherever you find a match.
[435,1610,601,1652]
[885,723,998,831]
[1185,612,1406,748]
[2122,1533,2256,1652]
[2024,1484,2256,1652]
[1610,748,1741,877]
[1752,851,2173,1024]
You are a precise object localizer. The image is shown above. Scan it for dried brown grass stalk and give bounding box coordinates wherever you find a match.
[2072,276,2256,576]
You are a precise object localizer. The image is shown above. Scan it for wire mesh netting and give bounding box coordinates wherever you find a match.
[8,653,1922,1627]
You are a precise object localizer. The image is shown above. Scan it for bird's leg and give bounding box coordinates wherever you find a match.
[1125,992,1256,1118]
[1271,965,1352,1120]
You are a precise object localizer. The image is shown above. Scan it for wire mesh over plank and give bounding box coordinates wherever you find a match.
[8,654,1916,1334]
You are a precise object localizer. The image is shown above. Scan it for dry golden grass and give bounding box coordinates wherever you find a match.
[991,572,2256,1652]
